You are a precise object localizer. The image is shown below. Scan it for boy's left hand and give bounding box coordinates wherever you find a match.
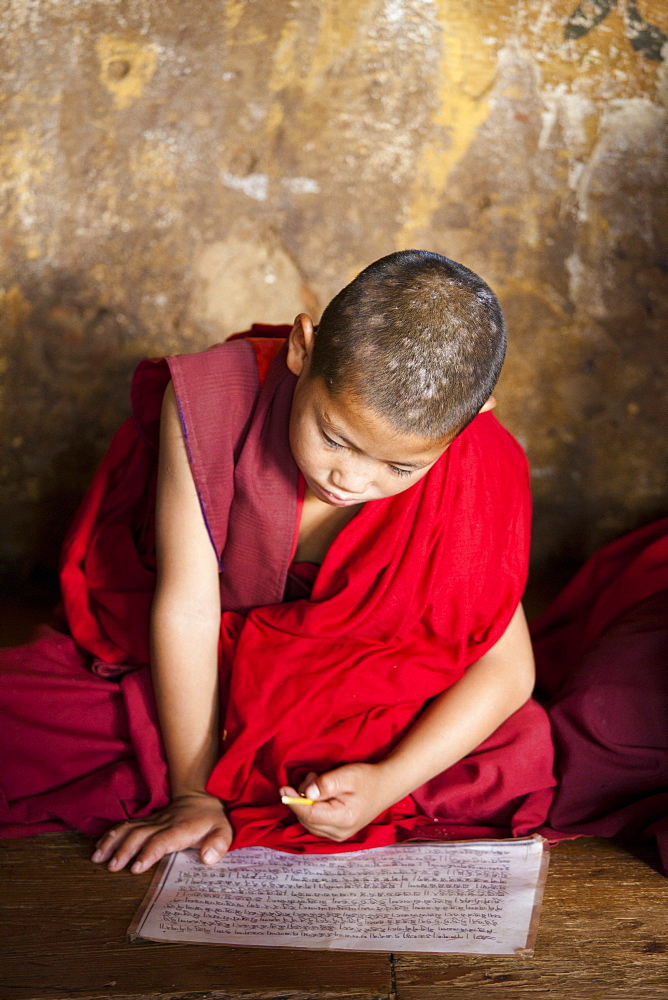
[280,762,395,842]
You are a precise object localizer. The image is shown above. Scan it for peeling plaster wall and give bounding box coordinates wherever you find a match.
[1,0,666,592]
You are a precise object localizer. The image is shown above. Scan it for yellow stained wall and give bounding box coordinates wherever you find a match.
[0,0,666,590]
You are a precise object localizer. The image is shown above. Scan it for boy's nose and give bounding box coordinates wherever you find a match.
[330,465,369,497]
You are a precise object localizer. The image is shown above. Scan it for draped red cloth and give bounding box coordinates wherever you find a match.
[0,328,556,848]
[533,519,668,872]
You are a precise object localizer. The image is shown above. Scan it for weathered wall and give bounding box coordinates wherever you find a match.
[1,0,666,592]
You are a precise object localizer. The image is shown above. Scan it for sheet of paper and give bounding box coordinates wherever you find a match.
[128,835,549,955]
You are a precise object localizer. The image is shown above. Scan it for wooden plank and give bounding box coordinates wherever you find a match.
[2,834,667,1000]
[0,833,393,1000]
[394,838,668,1000]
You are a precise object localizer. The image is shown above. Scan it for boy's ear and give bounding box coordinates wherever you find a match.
[286,313,316,377]
[479,396,496,413]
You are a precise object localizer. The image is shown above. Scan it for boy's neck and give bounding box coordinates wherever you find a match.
[293,489,363,565]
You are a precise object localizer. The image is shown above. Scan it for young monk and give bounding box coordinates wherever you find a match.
[0,250,556,870]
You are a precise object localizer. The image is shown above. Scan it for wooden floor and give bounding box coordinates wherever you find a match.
[1,833,667,1000]
[1,599,667,1000]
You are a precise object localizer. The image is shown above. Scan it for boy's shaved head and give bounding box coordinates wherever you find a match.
[309,250,506,439]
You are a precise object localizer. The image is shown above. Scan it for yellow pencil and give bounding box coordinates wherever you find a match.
[281,794,315,806]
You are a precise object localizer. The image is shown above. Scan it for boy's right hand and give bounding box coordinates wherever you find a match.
[90,791,233,874]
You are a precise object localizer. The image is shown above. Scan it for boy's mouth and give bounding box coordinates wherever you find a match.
[317,485,362,507]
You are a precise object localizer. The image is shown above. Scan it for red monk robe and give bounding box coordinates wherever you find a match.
[0,328,556,850]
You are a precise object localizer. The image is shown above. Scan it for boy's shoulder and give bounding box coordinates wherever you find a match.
[169,327,290,387]
[444,412,531,512]
[458,411,528,473]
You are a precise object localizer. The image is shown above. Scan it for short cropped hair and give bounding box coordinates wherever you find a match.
[309,250,506,439]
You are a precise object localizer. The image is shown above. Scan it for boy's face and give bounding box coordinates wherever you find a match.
[286,316,451,507]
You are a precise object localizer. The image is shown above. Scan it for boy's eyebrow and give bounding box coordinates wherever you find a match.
[320,415,428,469]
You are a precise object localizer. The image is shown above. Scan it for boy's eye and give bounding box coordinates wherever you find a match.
[323,432,344,449]
[322,429,413,478]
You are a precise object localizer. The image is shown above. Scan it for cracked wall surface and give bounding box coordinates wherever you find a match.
[1,0,666,592]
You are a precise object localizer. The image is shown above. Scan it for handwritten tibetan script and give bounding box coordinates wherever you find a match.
[129,835,548,955]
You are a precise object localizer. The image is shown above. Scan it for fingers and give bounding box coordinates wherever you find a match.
[91,821,157,872]
[301,768,350,802]
[280,783,343,839]
[280,780,353,842]
[279,784,315,813]
[90,800,234,873]
[282,764,379,843]
[125,825,189,874]
[107,822,175,875]
[128,818,233,873]
[284,771,335,803]
[301,771,321,800]
[280,769,352,828]
[282,767,352,807]
[91,822,135,865]
[200,821,234,865]
[296,801,357,843]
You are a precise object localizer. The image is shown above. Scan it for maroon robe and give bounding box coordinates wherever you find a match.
[533,518,668,872]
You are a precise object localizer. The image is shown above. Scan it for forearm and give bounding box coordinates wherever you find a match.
[150,596,221,798]
[378,602,536,803]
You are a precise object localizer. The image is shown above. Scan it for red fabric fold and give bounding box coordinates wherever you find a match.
[533,519,668,872]
[0,627,168,837]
